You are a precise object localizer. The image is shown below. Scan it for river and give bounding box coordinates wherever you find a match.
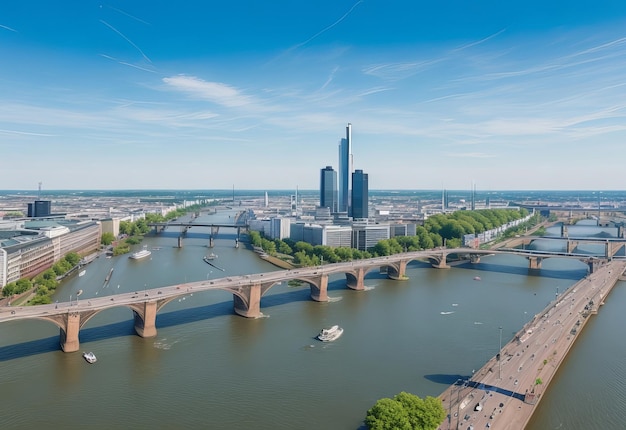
[0,212,623,429]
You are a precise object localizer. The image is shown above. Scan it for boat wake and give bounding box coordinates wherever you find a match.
[474,321,483,325]
[328,296,343,303]
[440,311,455,315]
[153,338,180,350]
[363,285,376,291]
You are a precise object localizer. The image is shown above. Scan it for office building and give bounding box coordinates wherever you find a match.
[27,200,51,218]
[352,222,390,251]
[351,169,368,219]
[320,166,338,213]
[338,123,352,213]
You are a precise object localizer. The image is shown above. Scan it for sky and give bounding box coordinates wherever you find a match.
[2,1,626,191]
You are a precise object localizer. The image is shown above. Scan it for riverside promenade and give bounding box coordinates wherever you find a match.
[438,259,626,430]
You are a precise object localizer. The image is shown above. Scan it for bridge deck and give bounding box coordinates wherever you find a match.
[437,259,626,430]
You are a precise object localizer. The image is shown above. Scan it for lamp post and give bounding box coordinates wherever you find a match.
[498,326,503,380]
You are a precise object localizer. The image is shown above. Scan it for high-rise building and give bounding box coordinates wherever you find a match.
[351,169,368,219]
[27,200,51,218]
[320,166,338,213]
[338,123,352,213]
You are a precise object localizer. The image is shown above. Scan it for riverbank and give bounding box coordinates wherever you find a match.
[258,253,296,269]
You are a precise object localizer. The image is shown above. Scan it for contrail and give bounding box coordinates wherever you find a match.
[0,23,17,32]
[100,19,152,63]
[291,0,364,50]
[99,54,158,73]
[103,4,150,25]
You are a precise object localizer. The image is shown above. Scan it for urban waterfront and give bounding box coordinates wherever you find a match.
[1,210,624,429]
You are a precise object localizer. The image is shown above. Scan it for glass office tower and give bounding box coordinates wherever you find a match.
[320,166,338,213]
[351,169,368,219]
[338,123,352,213]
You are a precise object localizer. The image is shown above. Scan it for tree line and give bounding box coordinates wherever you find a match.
[250,208,536,266]
[2,252,81,304]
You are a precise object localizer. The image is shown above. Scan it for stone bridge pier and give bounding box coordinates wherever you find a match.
[528,256,543,270]
[308,274,329,302]
[386,260,408,280]
[59,312,82,352]
[346,267,366,290]
[233,283,265,318]
[132,301,158,338]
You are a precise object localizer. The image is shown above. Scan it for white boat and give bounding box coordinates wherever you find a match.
[129,246,151,260]
[316,325,343,342]
[83,351,97,364]
[205,252,217,260]
[78,269,86,277]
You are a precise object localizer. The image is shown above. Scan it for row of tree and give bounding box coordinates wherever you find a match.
[2,252,81,304]
[103,204,210,255]
[251,208,538,266]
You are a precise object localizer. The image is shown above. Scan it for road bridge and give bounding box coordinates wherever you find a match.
[437,259,626,430]
[506,235,626,259]
[148,214,247,247]
[0,248,610,353]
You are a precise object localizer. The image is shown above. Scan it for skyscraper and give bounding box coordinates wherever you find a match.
[338,123,352,213]
[351,169,368,219]
[320,166,338,213]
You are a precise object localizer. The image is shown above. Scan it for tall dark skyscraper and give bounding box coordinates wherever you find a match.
[27,200,51,218]
[351,169,368,219]
[320,166,338,213]
[338,123,352,213]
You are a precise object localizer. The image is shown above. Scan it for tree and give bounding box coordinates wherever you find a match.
[101,232,116,245]
[365,392,446,430]
[366,397,412,430]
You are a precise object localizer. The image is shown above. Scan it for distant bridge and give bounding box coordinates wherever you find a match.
[148,212,248,247]
[0,247,611,353]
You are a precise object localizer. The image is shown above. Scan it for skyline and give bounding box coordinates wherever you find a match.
[2,1,626,191]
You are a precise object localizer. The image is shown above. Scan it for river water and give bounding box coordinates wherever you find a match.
[0,213,623,429]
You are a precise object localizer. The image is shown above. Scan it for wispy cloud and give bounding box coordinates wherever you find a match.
[445,152,497,158]
[162,75,254,108]
[0,128,54,137]
[363,59,442,81]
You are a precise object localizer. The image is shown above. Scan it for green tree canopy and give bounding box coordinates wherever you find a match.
[365,392,446,430]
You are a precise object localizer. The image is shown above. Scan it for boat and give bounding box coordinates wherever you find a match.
[79,269,86,277]
[316,325,343,342]
[205,252,217,260]
[130,246,151,260]
[82,351,97,364]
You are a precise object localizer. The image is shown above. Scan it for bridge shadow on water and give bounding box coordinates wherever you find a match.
[424,373,525,401]
[0,288,317,362]
[453,261,585,280]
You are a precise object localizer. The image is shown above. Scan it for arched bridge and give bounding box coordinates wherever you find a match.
[0,247,609,353]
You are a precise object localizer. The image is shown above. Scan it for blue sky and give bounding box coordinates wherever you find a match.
[2,1,626,191]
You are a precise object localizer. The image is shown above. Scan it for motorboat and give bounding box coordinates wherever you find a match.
[83,351,97,364]
[129,246,151,260]
[205,253,218,260]
[316,325,343,342]
[79,269,86,277]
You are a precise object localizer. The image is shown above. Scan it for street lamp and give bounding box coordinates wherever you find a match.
[498,326,503,380]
